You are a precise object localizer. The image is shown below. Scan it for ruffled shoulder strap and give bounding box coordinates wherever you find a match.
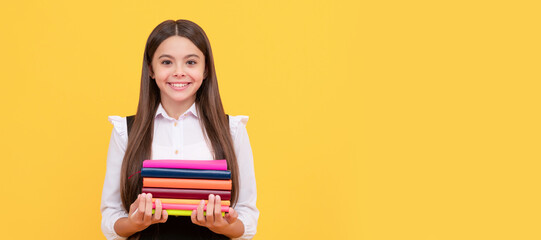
[228,115,249,139]
[107,115,128,137]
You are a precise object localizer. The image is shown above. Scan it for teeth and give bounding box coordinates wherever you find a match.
[170,83,189,88]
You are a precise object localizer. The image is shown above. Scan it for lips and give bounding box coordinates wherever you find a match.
[167,82,191,90]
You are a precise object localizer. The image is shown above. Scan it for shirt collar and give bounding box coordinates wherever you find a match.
[155,102,199,120]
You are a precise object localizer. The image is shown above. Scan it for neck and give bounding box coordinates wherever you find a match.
[160,96,196,120]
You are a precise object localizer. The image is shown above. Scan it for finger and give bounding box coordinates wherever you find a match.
[214,195,223,223]
[191,208,200,225]
[143,193,153,224]
[160,209,169,223]
[137,193,146,220]
[206,194,215,225]
[153,199,162,222]
[225,207,238,224]
[196,199,206,223]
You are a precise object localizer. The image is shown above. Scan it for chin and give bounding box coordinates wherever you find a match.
[171,95,195,103]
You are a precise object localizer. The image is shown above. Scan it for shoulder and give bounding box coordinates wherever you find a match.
[228,115,249,139]
[107,115,128,137]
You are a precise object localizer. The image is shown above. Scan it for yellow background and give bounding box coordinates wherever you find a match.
[0,0,539,239]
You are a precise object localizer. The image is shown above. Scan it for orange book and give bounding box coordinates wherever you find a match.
[143,178,232,190]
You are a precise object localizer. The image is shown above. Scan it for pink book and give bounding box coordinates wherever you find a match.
[143,160,227,170]
[153,203,230,212]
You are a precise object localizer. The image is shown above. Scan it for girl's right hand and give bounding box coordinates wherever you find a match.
[128,193,168,232]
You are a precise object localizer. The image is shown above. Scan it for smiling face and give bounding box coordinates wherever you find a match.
[150,36,206,110]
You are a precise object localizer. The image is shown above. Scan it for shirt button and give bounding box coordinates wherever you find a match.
[175,150,179,154]
[174,122,178,127]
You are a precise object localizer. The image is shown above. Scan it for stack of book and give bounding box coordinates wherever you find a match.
[141,160,232,216]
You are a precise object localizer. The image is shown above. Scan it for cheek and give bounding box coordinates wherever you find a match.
[189,69,205,81]
[156,71,171,81]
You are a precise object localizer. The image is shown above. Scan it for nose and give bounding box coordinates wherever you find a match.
[173,66,185,78]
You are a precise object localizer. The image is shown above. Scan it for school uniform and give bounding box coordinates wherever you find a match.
[100,102,259,240]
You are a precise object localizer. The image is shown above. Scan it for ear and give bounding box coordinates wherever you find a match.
[148,65,155,79]
[203,68,208,80]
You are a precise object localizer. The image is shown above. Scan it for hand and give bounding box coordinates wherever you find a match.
[128,193,168,232]
[191,194,239,235]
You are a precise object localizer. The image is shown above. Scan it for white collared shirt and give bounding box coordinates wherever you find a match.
[100,102,259,240]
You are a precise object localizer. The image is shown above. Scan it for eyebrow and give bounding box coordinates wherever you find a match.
[158,54,200,59]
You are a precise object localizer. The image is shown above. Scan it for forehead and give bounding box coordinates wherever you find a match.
[154,36,204,59]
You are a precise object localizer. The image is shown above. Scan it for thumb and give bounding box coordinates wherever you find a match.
[130,195,141,212]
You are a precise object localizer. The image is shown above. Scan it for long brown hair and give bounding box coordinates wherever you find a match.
[120,19,239,217]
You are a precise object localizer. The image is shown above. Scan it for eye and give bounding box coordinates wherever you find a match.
[161,60,172,65]
[187,60,197,65]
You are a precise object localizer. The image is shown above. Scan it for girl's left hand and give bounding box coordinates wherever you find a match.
[191,194,238,234]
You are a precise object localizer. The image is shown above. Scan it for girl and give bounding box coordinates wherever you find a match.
[100,19,259,240]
